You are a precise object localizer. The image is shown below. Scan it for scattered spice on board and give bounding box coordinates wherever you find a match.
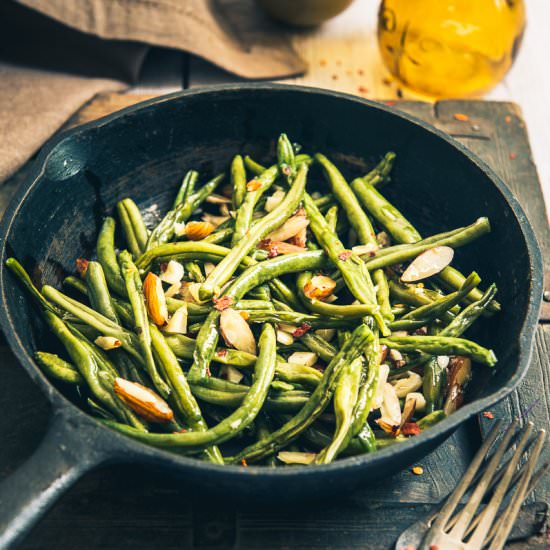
[483,411,494,419]
[385,100,396,107]
[346,69,353,76]
[453,113,470,122]
[332,74,339,80]
[509,152,518,160]
[396,88,404,98]
[320,59,327,66]
[241,458,248,467]
[412,466,424,475]
[382,77,392,86]
[358,68,365,76]
[358,85,369,94]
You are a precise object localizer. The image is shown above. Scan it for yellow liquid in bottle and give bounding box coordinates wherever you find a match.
[377,0,526,98]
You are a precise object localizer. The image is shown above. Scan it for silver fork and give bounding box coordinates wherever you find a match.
[396,419,548,550]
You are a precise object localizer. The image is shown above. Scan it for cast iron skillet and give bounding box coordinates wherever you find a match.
[0,84,543,548]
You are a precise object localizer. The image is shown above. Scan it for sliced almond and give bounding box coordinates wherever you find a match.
[444,356,472,415]
[290,225,307,248]
[94,336,122,350]
[219,308,257,355]
[406,392,426,412]
[220,365,244,384]
[163,305,188,334]
[400,393,417,428]
[352,243,379,256]
[277,451,316,465]
[258,240,306,256]
[288,351,318,368]
[185,221,215,241]
[276,330,294,346]
[278,323,298,334]
[206,194,232,204]
[372,364,390,410]
[388,348,407,369]
[114,377,174,423]
[174,222,187,237]
[303,275,337,300]
[159,260,184,285]
[266,213,310,242]
[265,189,286,212]
[376,382,402,434]
[143,272,169,325]
[391,371,423,398]
[401,246,454,283]
[165,282,182,298]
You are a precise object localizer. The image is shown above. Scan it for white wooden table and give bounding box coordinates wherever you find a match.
[133,0,550,211]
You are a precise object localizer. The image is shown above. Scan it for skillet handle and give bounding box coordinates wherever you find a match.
[0,409,109,548]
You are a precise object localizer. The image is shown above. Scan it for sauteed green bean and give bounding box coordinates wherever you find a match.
[7,133,499,466]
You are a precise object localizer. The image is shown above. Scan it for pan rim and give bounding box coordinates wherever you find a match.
[0,83,543,477]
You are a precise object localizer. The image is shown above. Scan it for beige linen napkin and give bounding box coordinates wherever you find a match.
[0,0,306,183]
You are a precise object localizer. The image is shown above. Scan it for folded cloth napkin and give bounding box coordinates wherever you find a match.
[0,0,306,183]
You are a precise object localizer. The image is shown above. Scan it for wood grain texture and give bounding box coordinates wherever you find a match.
[0,96,548,549]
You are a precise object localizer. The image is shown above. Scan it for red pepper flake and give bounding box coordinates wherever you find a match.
[159,262,168,273]
[483,411,494,419]
[258,238,279,258]
[338,250,353,261]
[509,152,517,160]
[241,458,248,467]
[453,113,470,122]
[404,547,416,550]
[213,295,233,311]
[402,422,421,436]
[429,545,440,550]
[358,69,365,76]
[331,74,339,80]
[175,428,188,433]
[292,323,312,338]
[412,466,424,475]
[246,179,262,192]
[358,85,369,94]
[216,348,228,358]
[385,100,396,107]
[320,59,327,66]
[76,258,89,278]
[505,115,512,124]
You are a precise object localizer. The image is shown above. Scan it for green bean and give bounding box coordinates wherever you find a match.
[296,271,379,318]
[185,261,205,282]
[173,170,199,209]
[268,278,304,311]
[324,205,339,233]
[119,250,170,397]
[201,162,308,300]
[363,218,491,271]
[380,335,497,366]
[117,199,149,258]
[423,356,446,413]
[277,133,297,181]
[35,351,84,385]
[187,310,220,383]
[164,333,257,367]
[244,154,311,177]
[362,152,396,187]
[417,410,446,429]
[6,258,56,313]
[389,272,480,331]
[246,310,354,329]
[97,217,126,296]
[315,356,362,464]
[275,362,323,389]
[303,193,388,335]
[351,176,500,311]
[146,173,224,250]
[86,261,119,324]
[230,155,247,210]
[256,414,278,467]
[228,324,373,464]
[103,324,278,450]
[203,226,234,245]
[246,284,272,302]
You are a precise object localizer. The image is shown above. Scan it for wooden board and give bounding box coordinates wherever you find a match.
[0,94,549,549]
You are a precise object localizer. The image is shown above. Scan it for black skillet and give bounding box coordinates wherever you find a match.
[0,84,543,548]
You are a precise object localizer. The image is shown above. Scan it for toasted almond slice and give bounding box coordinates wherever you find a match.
[376,382,402,431]
[391,371,422,398]
[303,275,337,300]
[159,260,184,285]
[265,189,286,212]
[163,305,188,334]
[206,194,232,204]
[220,365,244,384]
[143,272,168,325]
[288,351,318,368]
[406,392,426,412]
[352,243,379,256]
[114,377,174,423]
[372,364,390,410]
[400,393,417,428]
[219,308,257,355]
[277,451,316,465]
[276,330,294,346]
[94,336,122,350]
[401,246,454,283]
[278,323,298,334]
[165,282,182,298]
[258,240,306,256]
[266,213,310,242]
[290,225,307,248]
[185,221,215,241]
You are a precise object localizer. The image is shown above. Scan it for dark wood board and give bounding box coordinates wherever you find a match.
[0,95,548,549]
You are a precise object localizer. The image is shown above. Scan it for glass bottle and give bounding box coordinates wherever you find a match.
[377,0,526,98]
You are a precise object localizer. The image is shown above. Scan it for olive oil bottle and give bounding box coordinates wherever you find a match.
[377,0,526,98]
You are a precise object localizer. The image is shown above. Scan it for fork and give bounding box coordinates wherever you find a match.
[396,419,548,550]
